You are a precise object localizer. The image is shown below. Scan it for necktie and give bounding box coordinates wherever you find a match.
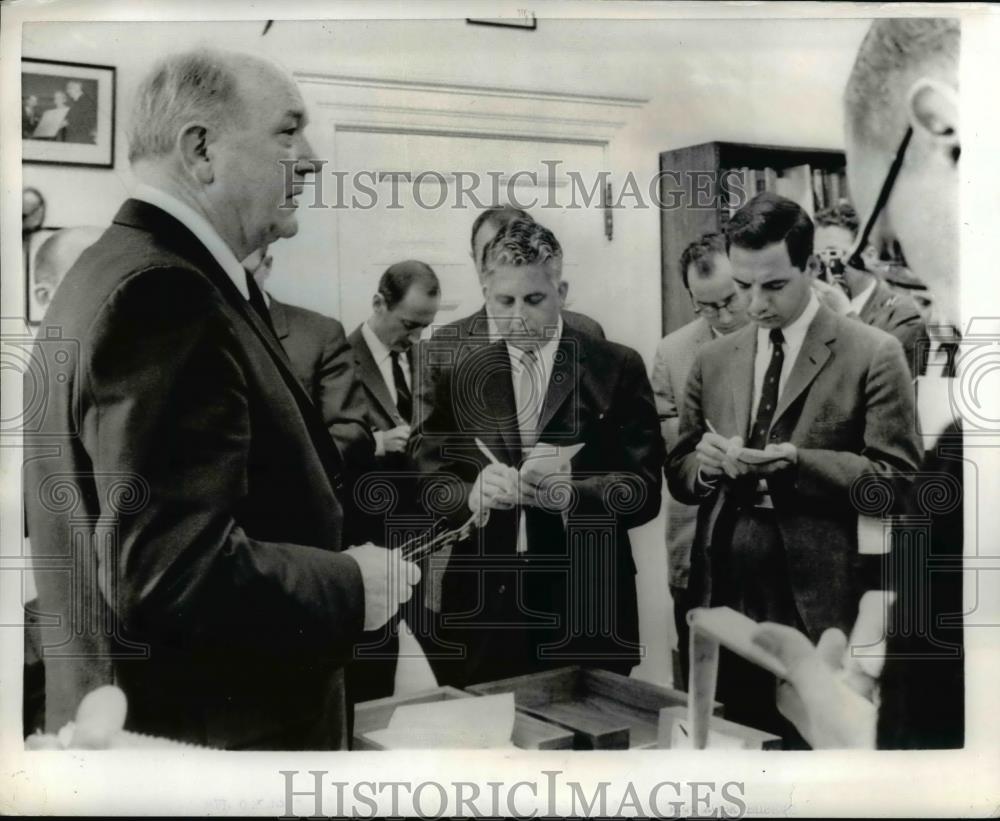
[515,347,543,554]
[516,348,543,452]
[244,268,277,337]
[390,350,413,421]
[748,328,785,450]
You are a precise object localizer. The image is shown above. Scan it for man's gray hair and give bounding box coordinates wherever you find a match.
[845,18,959,149]
[483,218,563,278]
[127,49,249,164]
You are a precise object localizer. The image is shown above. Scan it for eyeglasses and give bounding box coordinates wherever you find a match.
[846,126,913,271]
[692,293,740,318]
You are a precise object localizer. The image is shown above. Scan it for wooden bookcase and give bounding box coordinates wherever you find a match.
[658,141,846,335]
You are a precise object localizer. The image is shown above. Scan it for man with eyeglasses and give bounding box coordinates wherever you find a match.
[751,18,965,749]
[651,233,749,687]
[667,191,921,743]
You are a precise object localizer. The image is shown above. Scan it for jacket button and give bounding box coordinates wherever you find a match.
[498,584,506,594]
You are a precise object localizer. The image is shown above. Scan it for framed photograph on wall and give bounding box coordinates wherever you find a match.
[24,227,62,325]
[22,58,115,168]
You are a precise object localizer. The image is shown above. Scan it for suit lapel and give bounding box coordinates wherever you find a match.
[729,326,756,439]
[267,296,291,341]
[350,325,405,425]
[537,329,582,435]
[772,306,837,426]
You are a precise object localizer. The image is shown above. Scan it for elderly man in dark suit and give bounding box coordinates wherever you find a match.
[22,48,418,750]
[345,260,441,701]
[667,192,921,740]
[412,218,663,687]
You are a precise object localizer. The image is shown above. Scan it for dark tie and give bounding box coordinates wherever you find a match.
[244,268,277,337]
[747,328,785,449]
[390,350,412,421]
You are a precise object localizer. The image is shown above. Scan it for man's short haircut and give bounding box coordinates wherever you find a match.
[378,260,440,310]
[814,203,860,237]
[470,206,532,263]
[483,218,562,278]
[128,49,251,164]
[726,192,814,272]
[679,233,727,291]
[845,18,959,150]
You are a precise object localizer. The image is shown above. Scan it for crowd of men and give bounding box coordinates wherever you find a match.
[23,17,963,751]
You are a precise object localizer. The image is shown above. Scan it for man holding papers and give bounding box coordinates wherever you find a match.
[666,192,921,741]
[411,218,663,687]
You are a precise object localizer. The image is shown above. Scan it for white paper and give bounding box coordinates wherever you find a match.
[363,693,516,749]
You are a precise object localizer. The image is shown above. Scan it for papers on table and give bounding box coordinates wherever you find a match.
[362,692,517,749]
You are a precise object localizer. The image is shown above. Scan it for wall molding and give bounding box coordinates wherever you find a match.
[295,70,649,109]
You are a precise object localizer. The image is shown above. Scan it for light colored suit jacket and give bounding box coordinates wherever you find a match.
[650,317,714,588]
[666,304,922,638]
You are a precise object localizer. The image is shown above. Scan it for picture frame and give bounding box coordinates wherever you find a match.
[22,58,116,168]
[24,227,62,325]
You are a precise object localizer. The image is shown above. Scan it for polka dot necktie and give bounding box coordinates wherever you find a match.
[748,328,785,450]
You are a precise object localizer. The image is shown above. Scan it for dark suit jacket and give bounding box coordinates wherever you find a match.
[878,421,964,748]
[345,325,420,542]
[23,199,364,750]
[268,296,374,473]
[857,278,930,378]
[64,92,97,143]
[410,323,664,686]
[666,305,922,639]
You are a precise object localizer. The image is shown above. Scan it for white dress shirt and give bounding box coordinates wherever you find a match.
[750,292,821,421]
[132,183,250,300]
[360,319,410,405]
[848,277,878,316]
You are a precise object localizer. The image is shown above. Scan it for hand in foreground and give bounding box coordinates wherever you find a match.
[752,623,877,749]
[375,424,411,455]
[468,462,519,519]
[812,277,853,316]
[343,543,421,631]
[740,441,797,477]
[696,431,744,479]
[519,458,572,511]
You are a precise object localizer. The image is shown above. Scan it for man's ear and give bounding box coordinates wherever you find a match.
[907,78,960,165]
[178,123,215,184]
[557,279,569,304]
[372,292,385,313]
[34,285,51,308]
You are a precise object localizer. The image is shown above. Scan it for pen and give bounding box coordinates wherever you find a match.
[474,437,501,465]
[705,419,718,435]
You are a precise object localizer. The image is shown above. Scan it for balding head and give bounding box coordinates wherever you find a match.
[33,226,105,309]
[127,48,316,262]
[128,49,274,164]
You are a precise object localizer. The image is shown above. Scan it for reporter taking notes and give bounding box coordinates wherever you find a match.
[665,191,921,744]
[752,18,965,750]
